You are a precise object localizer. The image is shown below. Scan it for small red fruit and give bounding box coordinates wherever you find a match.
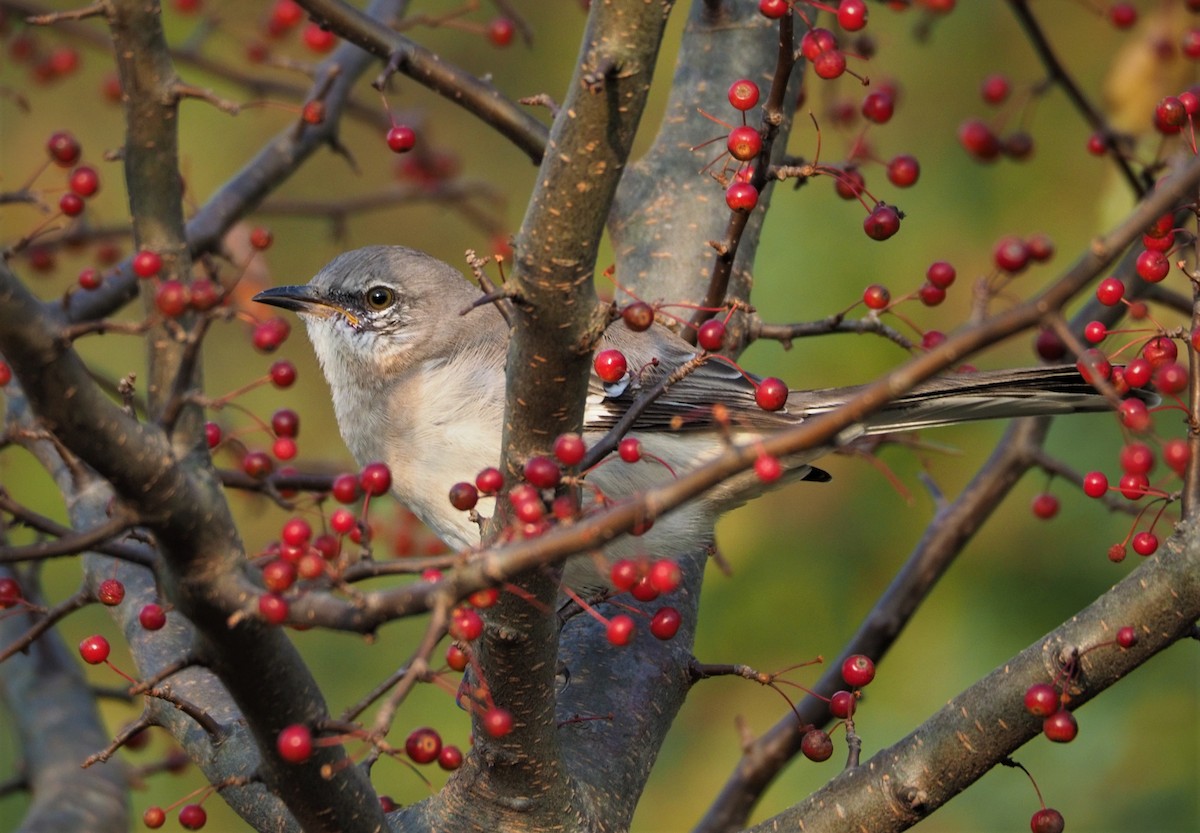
[650,607,681,640]
[178,804,207,830]
[405,727,442,764]
[1042,709,1078,743]
[386,125,416,153]
[481,706,513,737]
[277,724,313,763]
[841,654,876,687]
[801,729,833,761]
[360,462,392,496]
[1023,682,1059,717]
[79,634,111,664]
[607,614,635,646]
[755,377,788,411]
[139,603,167,630]
[698,319,726,351]
[486,17,516,47]
[98,578,125,606]
[594,349,628,384]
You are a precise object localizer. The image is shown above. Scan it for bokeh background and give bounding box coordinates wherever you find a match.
[1,2,1197,831]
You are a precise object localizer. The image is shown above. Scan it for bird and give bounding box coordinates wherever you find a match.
[254,245,1134,587]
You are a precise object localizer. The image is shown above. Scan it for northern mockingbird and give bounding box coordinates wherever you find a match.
[255,246,1128,583]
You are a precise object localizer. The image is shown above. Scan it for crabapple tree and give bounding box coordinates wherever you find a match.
[1,1,1199,832]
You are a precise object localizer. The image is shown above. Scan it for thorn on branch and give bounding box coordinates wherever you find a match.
[373,49,408,92]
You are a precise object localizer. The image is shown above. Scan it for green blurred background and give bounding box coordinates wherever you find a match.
[1,1,1196,831]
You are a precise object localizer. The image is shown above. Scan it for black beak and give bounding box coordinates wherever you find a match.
[253,285,360,325]
[253,285,323,313]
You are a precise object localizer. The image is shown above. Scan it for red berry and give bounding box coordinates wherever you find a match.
[450,608,484,641]
[841,654,876,687]
[863,203,901,240]
[302,23,336,53]
[1096,277,1124,305]
[1155,362,1187,394]
[360,462,392,496]
[249,227,274,250]
[980,73,1011,105]
[1083,321,1107,344]
[622,301,654,331]
[1082,471,1108,498]
[1108,2,1137,29]
[725,181,759,212]
[1123,358,1152,388]
[405,727,442,764]
[862,91,894,123]
[481,706,513,737]
[1035,329,1066,361]
[755,377,788,411]
[1116,626,1138,648]
[330,508,356,535]
[277,724,313,763]
[1031,493,1059,519]
[1132,531,1158,556]
[301,100,325,125]
[993,235,1030,273]
[1143,336,1178,368]
[269,360,296,388]
[650,607,682,640]
[812,49,847,80]
[69,165,100,197]
[886,154,919,187]
[449,481,479,511]
[78,268,102,290]
[759,0,789,19]
[204,422,221,449]
[833,167,866,200]
[1042,709,1078,742]
[618,437,643,463]
[0,578,23,609]
[139,603,167,630]
[829,689,857,718]
[862,283,890,310]
[727,126,762,161]
[649,559,682,594]
[728,78,760,110]
[698,319,726,351]
[98,578,125,606]
[1024,682,1059,717]
[607,614,635,646]
[958,118,1001,161]
[331,473,360,503]
[1075,349,1111,385]
[1026,233,1055,262]
[629,575,660,602]
[524,455,561,489]
[1030,808,1065,833]
[1118,398,1150,432]
[594,349,628,384]
[837,0,868,31]
[755,454,783,482]
[1120,442,1155,474]
[143,806,166,828]
[155,280,190,317]
[438,744,463,770]
[475,467,504,494]
[1135,249,1170,282]
[486,17,516,47]
[252,317,291,352]
[386,125,416,153]
[79,634,110,664]
[553,433,586,466]
[801,729,833,761]
[262,559,296,593]
[132,250,162,279]
[1163,438,1190,473]
[59,192,85,217]
[271,408,300,439]
[47,131,81,166]
[179,804,207,830]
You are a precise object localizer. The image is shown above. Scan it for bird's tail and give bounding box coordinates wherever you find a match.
[790,366,1155,435]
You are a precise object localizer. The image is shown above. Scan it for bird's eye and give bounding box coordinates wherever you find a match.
[365,286,395,311]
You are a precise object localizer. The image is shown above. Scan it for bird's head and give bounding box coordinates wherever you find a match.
[253,246,487,388]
